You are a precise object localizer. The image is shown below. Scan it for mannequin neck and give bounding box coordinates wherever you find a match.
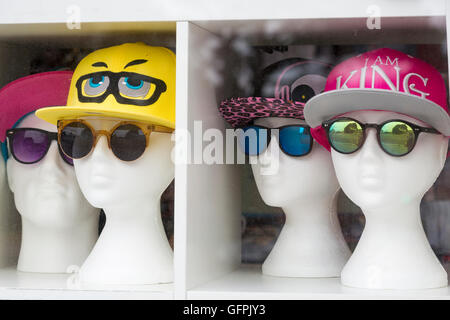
[100,194,169,249]
[358,198,434,261]
[282,191,337,224]
[341,197,447,289]
[363,199,423,232]
[262,189,350,277]
[18,214,98,273]
[79,193,174,284]
[103,195,161,226]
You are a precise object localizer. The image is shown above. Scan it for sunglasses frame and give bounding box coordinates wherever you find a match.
[237,124,313,157]
[6,128,73,166]
[322,117,441,157]
[57,119,173,162]
[75,71,167,106]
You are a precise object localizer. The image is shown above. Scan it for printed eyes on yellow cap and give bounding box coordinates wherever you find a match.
[119,76,154,100]
[82,75,110,97]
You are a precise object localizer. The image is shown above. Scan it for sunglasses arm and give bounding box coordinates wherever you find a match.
[152,125,174,134]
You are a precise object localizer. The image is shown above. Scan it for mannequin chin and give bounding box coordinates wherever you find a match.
[250,117,350,278]
[6,114,99,273]
[74,117,174,285]
[334,110,448,289]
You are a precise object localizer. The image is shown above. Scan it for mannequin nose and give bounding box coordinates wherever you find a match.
[359,128,382,161]
[259,135,279,165]
[88,135,111,161]
[39,141,65,174]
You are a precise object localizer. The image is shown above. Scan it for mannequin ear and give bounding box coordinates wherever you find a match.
[6,158,15,193]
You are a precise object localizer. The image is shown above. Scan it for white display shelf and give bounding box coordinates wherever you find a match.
[0,1,448,300]
[0,267,173,300]
[188,265,450,300]
[174,14,450,300]
[0,21,176,49]
[194,16,445,46]
[0,0,444,24]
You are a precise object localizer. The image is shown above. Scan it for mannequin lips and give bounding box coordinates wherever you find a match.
[90,173,114,186]
[258,166,280,177]
[37,179,68,195]
[88,165,115,186]
[358,170,384,189]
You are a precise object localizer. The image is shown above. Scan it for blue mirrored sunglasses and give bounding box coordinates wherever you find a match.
[236,125,313,157]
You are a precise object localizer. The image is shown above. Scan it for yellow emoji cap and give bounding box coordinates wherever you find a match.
[36,42,175,128]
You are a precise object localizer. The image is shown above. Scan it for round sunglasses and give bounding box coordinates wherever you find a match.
[57,119,173,162]
[6,128,73,165]
[322,117,441,157]
[237,125,313,157]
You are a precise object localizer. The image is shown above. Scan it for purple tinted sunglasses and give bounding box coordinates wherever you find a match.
[6,128,73,166]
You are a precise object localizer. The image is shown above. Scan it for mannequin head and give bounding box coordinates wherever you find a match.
[73,117,174,211]
[251,117,339,207]
[331,110,449,212]
[6,113,96,228]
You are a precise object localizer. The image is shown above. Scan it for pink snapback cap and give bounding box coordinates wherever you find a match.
[0,71,73,142]
[304,48,450,150]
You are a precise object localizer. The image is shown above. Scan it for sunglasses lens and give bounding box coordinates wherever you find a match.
[111,124,147,161]
[329,119,364,154]
[279,126,312,156]
[59,148,74,166]
[237,126,269,156]
[60,122,94,159]
[11,129,50,163]
[380,121,415,156]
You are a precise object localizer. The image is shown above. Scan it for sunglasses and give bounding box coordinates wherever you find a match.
[75,71,167,106]
[322,117,441,157]
[237,125,313,157]
[6,128,73,165]
[57,120,173,162]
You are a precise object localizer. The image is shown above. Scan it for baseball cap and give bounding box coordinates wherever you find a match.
[0,71,73,142]
[219,58,332,128]
[36,43,176,129]
[304,47,450,150]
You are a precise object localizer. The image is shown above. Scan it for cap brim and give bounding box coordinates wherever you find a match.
[0,71,72,141]
[304,89,450,136]
[219,97,305,128]
[36,105,175,129]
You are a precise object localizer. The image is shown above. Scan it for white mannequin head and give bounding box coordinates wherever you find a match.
[6,113,96,228]
[331,110,449,212]
[334,110,449,289]
[251,117,339,206]
[249,116,350,278]
[73,118,175,211]
[74,117,175,285]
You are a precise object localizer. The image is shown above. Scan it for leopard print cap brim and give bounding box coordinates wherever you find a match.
[219,97,305,128]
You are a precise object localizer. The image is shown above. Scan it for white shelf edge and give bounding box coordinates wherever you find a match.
[188,266,450,300]
[0,267,174,300]
[0,0,445,24]
[0,288,174,300]
[173,20,190,300]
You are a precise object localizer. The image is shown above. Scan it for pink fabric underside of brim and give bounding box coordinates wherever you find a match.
[0,71,73,142]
